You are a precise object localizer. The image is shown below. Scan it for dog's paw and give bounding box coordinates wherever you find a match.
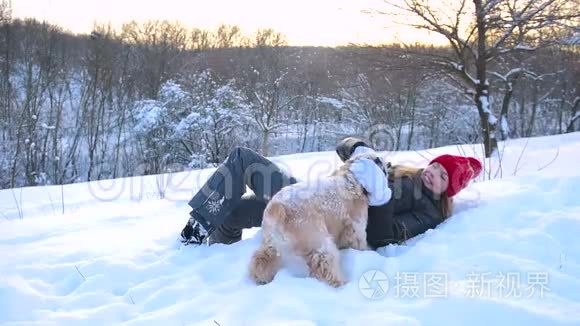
[249,245,280,285]
[328,278,347,288]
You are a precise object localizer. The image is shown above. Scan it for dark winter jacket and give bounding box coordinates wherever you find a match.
[336,137,446,249]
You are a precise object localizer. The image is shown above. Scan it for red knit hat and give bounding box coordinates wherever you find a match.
[429,154,482,197]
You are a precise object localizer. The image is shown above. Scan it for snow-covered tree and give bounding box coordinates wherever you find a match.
[132,71,252,172]
[383,0,579,157]
[178,70,252,166]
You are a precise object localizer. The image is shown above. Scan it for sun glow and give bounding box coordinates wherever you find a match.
[12,0,447,46]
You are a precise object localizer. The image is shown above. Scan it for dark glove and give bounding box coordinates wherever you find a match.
[335,136,373,162]
[365,201,397,249]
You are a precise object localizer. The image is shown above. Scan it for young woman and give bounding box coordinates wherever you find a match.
[180,137,482,249]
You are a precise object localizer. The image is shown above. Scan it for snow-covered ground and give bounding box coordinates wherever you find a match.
[1,133,580,325]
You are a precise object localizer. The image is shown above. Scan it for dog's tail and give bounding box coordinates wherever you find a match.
[248,201,285,285]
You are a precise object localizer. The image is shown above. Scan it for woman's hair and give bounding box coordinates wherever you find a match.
[388,164,454,219]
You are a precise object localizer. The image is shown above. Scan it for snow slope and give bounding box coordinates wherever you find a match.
[1,133,580,325]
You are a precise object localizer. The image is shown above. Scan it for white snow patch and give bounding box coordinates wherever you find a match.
[500,115,509,136]
[317,96,346,108]
[480,95,498,125]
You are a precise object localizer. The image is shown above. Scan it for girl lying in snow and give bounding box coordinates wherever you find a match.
[180,137,482,249]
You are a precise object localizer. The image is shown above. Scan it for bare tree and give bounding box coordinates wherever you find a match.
[0,0,12,141]
[190,28,212,51]
[242,30,301,156]
[214,24,245,48]
[566,97,580,133]
[491,67,531,139]
[383,0,580,157]
[120,20,189,98]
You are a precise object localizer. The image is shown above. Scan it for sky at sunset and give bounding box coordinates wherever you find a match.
[12,0,447,46]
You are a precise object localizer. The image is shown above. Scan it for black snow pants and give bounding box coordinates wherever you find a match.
[187,147,298,244]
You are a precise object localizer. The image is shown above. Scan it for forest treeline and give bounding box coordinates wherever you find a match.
[1,0,578,189]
